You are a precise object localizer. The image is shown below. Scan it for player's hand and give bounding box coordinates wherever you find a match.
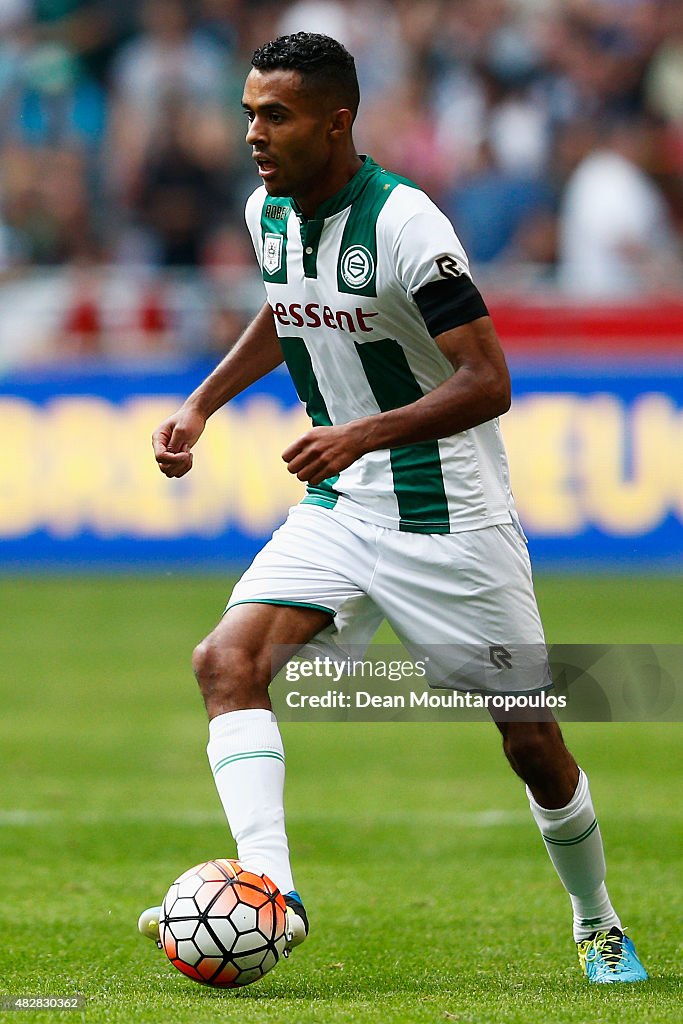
[282,424,365,485]
[152,405,207,478]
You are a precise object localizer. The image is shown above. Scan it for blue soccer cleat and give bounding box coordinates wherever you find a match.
[283,891,309,955]
[577,926,648,983]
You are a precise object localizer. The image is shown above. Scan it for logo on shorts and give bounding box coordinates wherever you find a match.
[340,245,375,289]
[263,233,284,274]
[489,646,513,669]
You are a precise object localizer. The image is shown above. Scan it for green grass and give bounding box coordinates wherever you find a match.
[0,575,681,1023]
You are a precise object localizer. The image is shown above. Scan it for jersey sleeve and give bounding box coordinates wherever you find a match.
[391,196,488,336]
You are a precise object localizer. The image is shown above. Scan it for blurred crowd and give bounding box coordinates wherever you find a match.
[1,0,683,360]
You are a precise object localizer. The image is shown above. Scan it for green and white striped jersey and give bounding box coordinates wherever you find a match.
[245,155,516,535]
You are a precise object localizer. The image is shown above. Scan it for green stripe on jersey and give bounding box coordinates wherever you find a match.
[279,336,340,509]
[260,198,290,284]
[355,338,450,533]
[279,337,333,428]
[301,218,325,279]
[337,162,419,297]
[302,484,340,509]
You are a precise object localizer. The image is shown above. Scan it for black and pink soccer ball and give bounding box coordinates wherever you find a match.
[159,859,288,988]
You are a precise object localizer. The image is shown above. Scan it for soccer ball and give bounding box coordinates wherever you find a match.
[159,858,288,988]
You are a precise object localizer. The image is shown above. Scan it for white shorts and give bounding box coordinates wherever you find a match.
[227,505,549,694]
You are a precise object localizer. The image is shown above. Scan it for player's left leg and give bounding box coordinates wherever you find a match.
[496,717,648,982]
[372,519,647,981]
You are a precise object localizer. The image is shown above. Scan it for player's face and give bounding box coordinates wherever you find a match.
[242,68,339,201]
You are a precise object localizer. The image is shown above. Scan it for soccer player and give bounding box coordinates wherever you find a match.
[140,32,647,983]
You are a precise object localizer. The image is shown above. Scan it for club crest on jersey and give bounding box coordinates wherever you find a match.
[340,245,375,289]
[263,232,284,275]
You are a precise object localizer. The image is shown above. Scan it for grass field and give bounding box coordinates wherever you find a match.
[1,574,681,1024]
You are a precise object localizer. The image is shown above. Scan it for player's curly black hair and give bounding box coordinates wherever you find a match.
[251,32,360,118]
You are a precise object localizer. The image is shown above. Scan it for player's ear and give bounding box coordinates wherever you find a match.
[329,108,354,138]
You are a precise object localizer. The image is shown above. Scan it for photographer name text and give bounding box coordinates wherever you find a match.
[285,689,567,711]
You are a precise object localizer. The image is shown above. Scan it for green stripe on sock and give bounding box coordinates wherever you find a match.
[213,750,285,776]
[543,818,598,847]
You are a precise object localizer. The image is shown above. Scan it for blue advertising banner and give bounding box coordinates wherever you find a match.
[0,359,681,570]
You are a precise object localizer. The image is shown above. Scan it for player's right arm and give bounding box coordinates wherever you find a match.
[152,302,283,478]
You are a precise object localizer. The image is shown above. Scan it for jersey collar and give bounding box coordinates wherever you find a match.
[292,155,377,223]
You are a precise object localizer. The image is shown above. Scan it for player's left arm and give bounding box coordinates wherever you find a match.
[283,313,510,486]
[283,202,511,485]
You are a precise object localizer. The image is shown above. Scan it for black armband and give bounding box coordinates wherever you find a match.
[414,276,489,337]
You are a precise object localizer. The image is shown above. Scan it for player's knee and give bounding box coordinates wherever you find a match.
[502,724,554,780]
[192,636,262,708]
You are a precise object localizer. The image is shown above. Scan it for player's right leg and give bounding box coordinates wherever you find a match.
[195,600,331,951]
[194,600,331,906]
[138,601,327,950]
[197,506,381,910]
[139,505,383,952]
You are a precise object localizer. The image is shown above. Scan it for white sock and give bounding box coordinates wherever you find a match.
[207,709,295,895]
[527,768,622,941]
